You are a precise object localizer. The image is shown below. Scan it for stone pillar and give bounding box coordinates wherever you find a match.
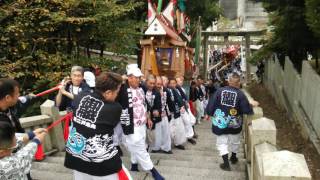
[224,35,229,45]
[262,151,311,180]
[40,100,65,151]
[250,117,276,180]
[253,142,277,180]
[245,107,263,159]
[20,115,54,153]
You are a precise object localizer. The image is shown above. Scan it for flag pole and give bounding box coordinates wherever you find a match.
[157,0,163,13]
[195,16,201,64]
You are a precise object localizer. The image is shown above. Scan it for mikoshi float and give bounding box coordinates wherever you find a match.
[140,0,194,79]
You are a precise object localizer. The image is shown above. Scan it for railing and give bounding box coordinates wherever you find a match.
[20,100,67,155]
[243,90,312,180]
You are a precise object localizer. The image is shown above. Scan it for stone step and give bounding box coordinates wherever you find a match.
[149,152,245,162]
[246,11,268,17]
[32,162,148,180]
[45,151,245,167]
[246,2,264,9]
[245,16,268,20]
[147,165,246,180]
[32,162,71,174]
[174,144,245,154]
[52,145,245,161]
[146,173,245,180]
[43,156,65,164]
[157,159,246,172]
[169,149,245,157]
[246,7,265,13]
[31,169,72,180]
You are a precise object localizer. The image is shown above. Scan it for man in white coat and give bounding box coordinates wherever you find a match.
[117,64,164,180]
[151,76,173,154]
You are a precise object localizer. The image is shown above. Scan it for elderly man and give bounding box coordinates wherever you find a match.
[56,65,91,111]
[152,76,172,154]
[206,73,256,171]
[176,76,196,145]
[142,75,162,153]
[117,64,164,180]
[167,78,187,150]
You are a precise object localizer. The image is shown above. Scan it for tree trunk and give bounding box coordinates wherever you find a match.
[86,44,91,58]
[76,42,79,59]
[100,44,105,57]
[67,25,72,55]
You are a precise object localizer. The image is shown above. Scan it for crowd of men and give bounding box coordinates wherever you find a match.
[0,63,258,180]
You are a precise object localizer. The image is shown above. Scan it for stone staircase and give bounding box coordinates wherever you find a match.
[30,120,247,180]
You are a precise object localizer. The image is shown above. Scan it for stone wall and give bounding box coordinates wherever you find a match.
[264,56,320,153]
[243,91,312,180]
[219,0,238,19]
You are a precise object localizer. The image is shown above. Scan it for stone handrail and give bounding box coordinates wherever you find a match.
[243,90,312,180]
[19,100,66,154]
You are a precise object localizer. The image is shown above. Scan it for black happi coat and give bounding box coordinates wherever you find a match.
[143,88,162,126]
[196,86,204,101]
[64,91,122,176]
[0,95,38,133]
[162,87,173,119]
[167,87,184,119]
[189,86,197,102]
[206,86,254,135]
[57,81,91,111]
[117,82,147,135]
[176,86,189,110]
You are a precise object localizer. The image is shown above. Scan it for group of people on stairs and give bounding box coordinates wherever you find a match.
[0,63,258,180]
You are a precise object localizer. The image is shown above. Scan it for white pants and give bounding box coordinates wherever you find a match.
[195,100,204,122]
[113,122,123,146]
[151,116,171,152]
[203,99,208,115]
[73,171,118,180]
[181,112,194,139]
[124,125,153,171]
[216,133,241,156]
[169,116,187,146]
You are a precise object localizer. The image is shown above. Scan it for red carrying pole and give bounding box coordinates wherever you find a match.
[118,165,132,180]
[34,143,45,161]
[63,113,73,141]
[46,112,72,131]
[35,85,60,97]
[34,112,73,161]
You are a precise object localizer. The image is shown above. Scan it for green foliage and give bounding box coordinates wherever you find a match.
[0,0,143,92]
[248,46,272,65]
[185,0,221,47]
[186,0,221,29]
[256,0,320,71]
[305,0,320,38]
